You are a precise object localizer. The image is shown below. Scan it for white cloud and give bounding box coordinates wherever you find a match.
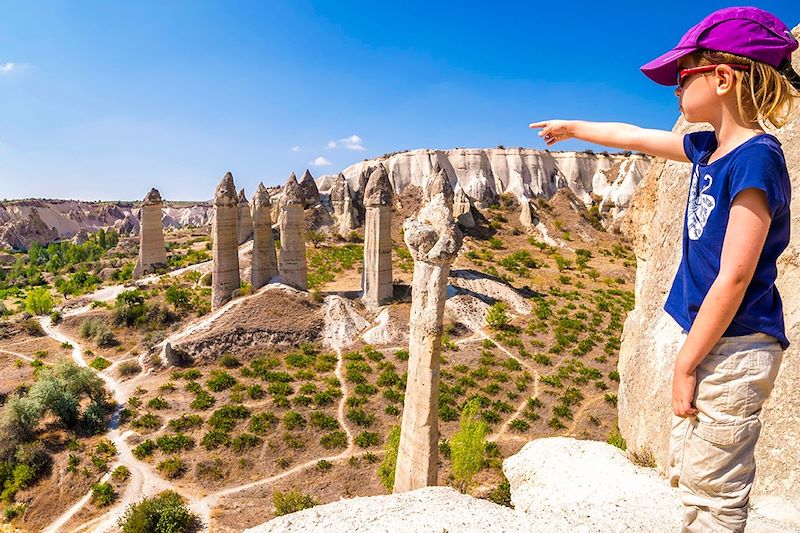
[291,145,302,152]
[0,62,15,74]
[311,156,332,167]
[325,134,365,151]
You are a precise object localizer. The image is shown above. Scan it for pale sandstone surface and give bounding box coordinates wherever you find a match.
[211,172,241,310]
[394,194,463,492]
[132,188,167,278]
[617,25,800,522]
[278,173,308,290]
[237,188,253,245]
[362,165,394,306]
[250,182,278,289]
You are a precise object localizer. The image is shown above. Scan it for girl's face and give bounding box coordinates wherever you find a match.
[675,57,718,123]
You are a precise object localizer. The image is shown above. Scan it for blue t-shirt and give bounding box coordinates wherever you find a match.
[664,131,791,349]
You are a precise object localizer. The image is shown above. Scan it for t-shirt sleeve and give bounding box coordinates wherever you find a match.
[683,131,715,164]
[728,145,787,219]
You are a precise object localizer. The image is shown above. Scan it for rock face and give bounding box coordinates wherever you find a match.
[237,188,253,245]
[250,183,278,290]
[298,169,321,208]
[132,188,167,279]
[394,194,463,492]
[617,24,800,522]
[317,148,651,220]
[211,173,241,310]
[519,198,539,229]
[329,173,358,236]
[424,167,455,210]
[453,184,476,228]
[0,207,59,250]
[278,173,308,291]
[362,165,394,306]
[245,437,794,532]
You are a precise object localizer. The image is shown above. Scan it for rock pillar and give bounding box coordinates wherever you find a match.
[237,188,253,245]
[425,168,455,211]
[251,182,279,289]
[394,194,463,493]
[362,165,393,306]
[278,173,308,290]
[298,169,321,208]
[453,185,476,228]
[133,188,167,278]
[211,172,241,310]
[330,173,357,237]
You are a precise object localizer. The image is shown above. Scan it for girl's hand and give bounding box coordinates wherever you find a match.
[672,366,698,418]
[529,120,576,146]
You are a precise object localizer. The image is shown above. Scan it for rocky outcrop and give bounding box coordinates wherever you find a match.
[519,198,539,229]
[0,199,213,250]
[298,169,321,208]
[424,167,455,210]
[250,183,278,290]
[133,188,168,278]
[211,173,241,310]
[394,194,463,492]
[452,184,476,228]
[329,173,358,237]
[246,438,793,532]
[237,188,253,245]
[617,24,800,522]
[0,208,58,250]
[278,174,308,291]
[317,148,651,219]
[362,166,394,306]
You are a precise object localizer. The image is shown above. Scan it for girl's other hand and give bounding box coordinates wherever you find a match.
[529,120,575,146]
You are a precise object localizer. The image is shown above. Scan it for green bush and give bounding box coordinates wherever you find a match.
[147,396,169,410]
[249,412,279,434]
[25,287,54,315]
[309,412,339,431]
[168,414,203,432]
[230,433,262,452]
[377,426,401,492]
[283,411,306,430]
[485,302,510,330]
[450,398,488,492]
[354,431,380,448]
[118,490,200,533]
[91,481,117,507]
[206,370,236,392]
[132,440,156,459]
[273,489,318,517]
[608,426,627,450]
[320,430,347,449]
[207,405,250,432]
[346,408,374,427]
[90,356,112,371]
[201,430,230,450]
[155,434,193,453]
[112,465,131,481]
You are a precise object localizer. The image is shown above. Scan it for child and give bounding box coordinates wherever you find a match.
[530,7,799,532]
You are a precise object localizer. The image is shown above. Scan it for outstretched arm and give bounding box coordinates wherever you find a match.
[529,120,689,162]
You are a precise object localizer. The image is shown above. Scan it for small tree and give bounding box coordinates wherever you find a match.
[305,230,326,249]
[378,425,401,492]
[25,287,53,315]
[485,302,510,330]
[450,398,488,493]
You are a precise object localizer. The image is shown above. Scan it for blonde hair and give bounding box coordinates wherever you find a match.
[693,49,799,128]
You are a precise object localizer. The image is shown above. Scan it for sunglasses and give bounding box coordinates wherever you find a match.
[677,63,750,87]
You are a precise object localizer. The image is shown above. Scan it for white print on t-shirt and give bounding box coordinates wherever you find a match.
[687,165,716,240]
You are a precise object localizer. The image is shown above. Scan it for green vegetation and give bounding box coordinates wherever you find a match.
[450,398,488,492]
[25,287,54,315]
[118,490,200,533]
[307,243,363,290]
[273,489,318,517]
[486,302,510,330]
[91,482,117,507]
[378,426,401,492]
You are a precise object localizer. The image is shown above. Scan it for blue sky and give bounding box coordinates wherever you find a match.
[0,1,796,201]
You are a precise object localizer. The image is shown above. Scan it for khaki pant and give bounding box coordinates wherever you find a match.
[669,331,783,532]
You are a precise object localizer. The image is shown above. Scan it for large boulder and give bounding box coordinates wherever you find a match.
[617,23,800,522]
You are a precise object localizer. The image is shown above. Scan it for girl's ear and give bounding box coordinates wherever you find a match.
[714,65,736,96]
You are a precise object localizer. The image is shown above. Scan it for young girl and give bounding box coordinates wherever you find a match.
[530,7,799,532]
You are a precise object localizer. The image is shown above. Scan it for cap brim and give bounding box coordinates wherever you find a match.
[640,47,697,85]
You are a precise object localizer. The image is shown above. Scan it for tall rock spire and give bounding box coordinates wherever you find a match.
[251,182,278,289]
[211,172,241,310]
[278,173,308,290]
[362,165,394,306]
[133,188,167,278]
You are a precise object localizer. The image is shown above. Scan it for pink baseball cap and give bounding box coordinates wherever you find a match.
[641,6,799,86]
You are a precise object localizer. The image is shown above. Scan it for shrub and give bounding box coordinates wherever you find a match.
[608,427,627,450]
[201,430,230,450]
[283,411,306,430]
[378,426,401,492]
[231,433,262,452]
[118,361,142,378]
[25,287,54,315]
[118,490,200,533]
[147,396,169,410]
[604,393,618,407]
[133,440,156,459]
[249,412,279,434]
[309,412,339,431]
[509,419,530,433]
[91,482,117,507]
[168,414,203,432]
[273,489,318,517]
[218,353,240,368]
[112,465,131,481]
[346,408,374,427]
[206,370,236,392]
[90,356,112,371]
[156,434,194,453]
[354,431,380,448]
[316,459,333,472]
[320,430,347,449]
[485,302,510,330]
[207,405,250,432]
[131,413,160,430]
[450,398,488,492]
